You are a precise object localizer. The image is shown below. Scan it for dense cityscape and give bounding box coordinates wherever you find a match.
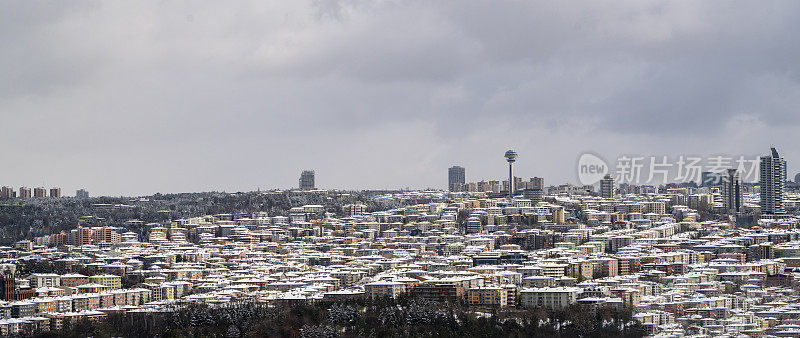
[5,2,800,337]
[0,147,797,337]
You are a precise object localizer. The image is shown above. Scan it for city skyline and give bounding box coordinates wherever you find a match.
[5,2,800,336]
[3,147,799,198]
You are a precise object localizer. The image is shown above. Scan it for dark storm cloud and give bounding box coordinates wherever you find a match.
[1,1,799,195]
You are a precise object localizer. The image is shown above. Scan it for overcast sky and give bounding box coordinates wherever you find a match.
[2,1,800,196]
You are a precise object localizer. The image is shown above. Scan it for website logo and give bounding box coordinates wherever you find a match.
[577,153,609,185]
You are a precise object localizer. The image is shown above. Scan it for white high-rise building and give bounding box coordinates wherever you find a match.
[760,147,786,215]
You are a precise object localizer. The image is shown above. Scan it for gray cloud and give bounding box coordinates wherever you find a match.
[1,1,799,195]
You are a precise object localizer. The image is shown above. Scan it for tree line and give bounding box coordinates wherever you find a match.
[32,295,647,338]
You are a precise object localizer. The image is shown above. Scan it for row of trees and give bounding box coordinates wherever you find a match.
[0,190,416,244]
[34,295,647,338]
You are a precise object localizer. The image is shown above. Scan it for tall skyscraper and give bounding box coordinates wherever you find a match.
[19,187,31,199]
[760,147,786,215]
[504,150,517,198]
[299,170,315,190]
[600,174,615,198]
[448,166,466,192]
[722,169,742,214]
[50,187,62,198]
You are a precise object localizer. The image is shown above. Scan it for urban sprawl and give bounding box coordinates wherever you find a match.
[1,148,800,336]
